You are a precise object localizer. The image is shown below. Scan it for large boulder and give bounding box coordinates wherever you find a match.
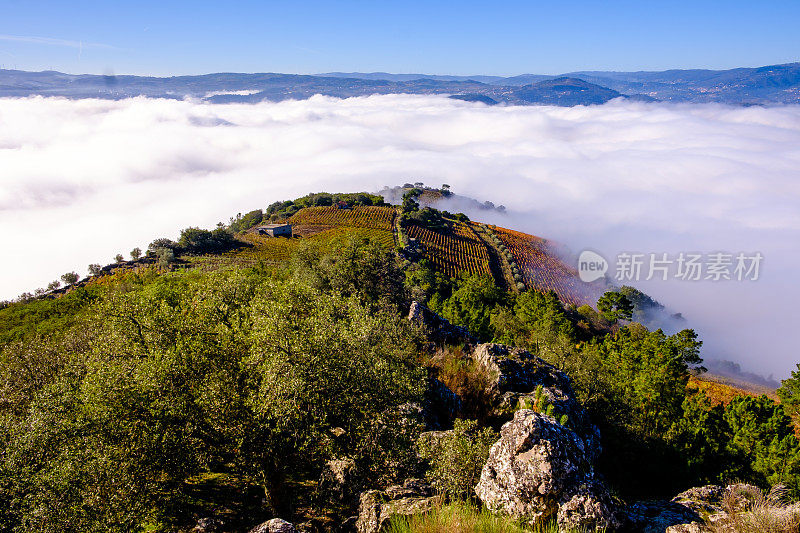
[472,343,599,449]
[355,479,441,533]
[474,409,617,529]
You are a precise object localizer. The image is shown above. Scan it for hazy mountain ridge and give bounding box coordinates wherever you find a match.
[322,62,800,104]
[0,68,636,106]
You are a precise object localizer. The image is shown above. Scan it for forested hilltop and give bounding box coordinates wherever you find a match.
[2,187,800,533]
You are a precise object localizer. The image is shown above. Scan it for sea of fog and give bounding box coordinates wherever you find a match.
[1,94,799,378]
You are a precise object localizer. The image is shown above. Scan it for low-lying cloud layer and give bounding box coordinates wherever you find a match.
[1,95,799,377]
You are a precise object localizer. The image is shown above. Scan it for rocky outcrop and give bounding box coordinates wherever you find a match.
[423,376,462,429]
[474,409,618,530]
[408,301,473,345]
[317,457,360,506]
[623,500,701,533]
[355,479,441,533]
[249,518,296,533]
[557,480,620,531]
[622,483,770,532]
[473,343,600,450]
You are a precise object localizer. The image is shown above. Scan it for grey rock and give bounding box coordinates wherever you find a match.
[249,518,296,533]
[408,301,473,344]
[318,457,360,505]
[623,483,766,532]
[475,409,612,527]
[623,500,701,533]
[557,480,621,531]
[472,343,600,450]
[355,479,440,533]
[665,523,704,533]
[191,517,223,533]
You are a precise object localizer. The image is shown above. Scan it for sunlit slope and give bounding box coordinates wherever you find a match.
[287,205,396,231]
[277,206,605,305]
[492,226,606,306]
[406,222,492,278]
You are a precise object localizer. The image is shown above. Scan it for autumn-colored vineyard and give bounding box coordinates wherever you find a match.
[493,227,604,306]
[407,222,491,278]
[288,206,396,231]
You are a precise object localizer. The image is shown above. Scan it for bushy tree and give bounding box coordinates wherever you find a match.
[0,243,425,530]
[431,274,506,341]
[778,364,800,414]
[178,227,237,254]
[597,290,634,322]
[130,247,142,260]
[60,272,79,286]
[87,263,102,276]
[147,238,179,256]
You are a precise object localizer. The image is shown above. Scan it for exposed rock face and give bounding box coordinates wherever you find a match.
[474,409,618,530]
[318,457,360,506]
[622,483,766,532]
[191,517,223,532]
[249,518,296,533]
[623,500,701,533]
[473,343,600,452]
[424,375,462,429]
[557,480,620,531]
[408,301,473,345]
[355,479,440,533]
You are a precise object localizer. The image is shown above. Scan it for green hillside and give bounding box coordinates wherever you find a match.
[1,189,798,532]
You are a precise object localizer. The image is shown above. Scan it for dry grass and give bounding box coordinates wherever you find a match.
[427,346,494,422]
[707,485,800,533]
[384,501,567,533]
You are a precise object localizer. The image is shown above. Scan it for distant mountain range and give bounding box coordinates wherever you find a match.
[1,62,799,106]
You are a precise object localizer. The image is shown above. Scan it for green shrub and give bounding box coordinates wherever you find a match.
[417,419,497,500]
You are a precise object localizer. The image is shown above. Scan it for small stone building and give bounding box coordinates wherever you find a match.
[255,224,292,237]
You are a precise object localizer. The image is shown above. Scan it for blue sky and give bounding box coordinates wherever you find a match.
[1,0,799,76]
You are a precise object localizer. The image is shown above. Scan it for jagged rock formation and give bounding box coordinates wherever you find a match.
[355,479,441,533]
[407,301,473,345]
[622,483,793,532]
[473,343,600,449]
[474,409,618,530]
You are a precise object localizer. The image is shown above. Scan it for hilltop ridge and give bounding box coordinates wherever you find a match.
[3,60,800,105]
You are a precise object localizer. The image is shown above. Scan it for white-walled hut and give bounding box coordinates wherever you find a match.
[255,223,293,237]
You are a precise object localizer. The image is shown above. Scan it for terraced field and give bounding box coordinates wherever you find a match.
[407,222,492,278]
[492,227,604,306]
[288,205,396,231]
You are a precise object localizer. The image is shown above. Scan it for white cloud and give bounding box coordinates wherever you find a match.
[1,94,799,377]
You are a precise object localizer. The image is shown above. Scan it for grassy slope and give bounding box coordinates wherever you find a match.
[689,374,779,404]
